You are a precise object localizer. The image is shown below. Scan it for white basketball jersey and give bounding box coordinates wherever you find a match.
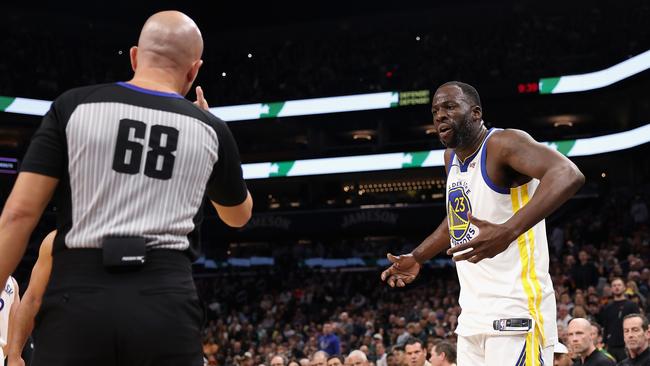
[0,276,17,357]
[445,128,557,348]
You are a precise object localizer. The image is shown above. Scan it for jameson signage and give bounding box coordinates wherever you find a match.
[341,210,399,228]
[211,204,443,240]
[240,215,292,231]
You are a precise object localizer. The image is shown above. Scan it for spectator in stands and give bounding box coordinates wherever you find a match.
[389,346,405,366]
[272,355,289,366]
[236,352,255,366]
[559,304,573,328]
[327,355,344,366]
[590,322,616,362]
[553,343,571,366]
[550,226,565,257]
[345,350,369,366]
[395,318,410,346]
[572,251,600,290]
[373,335,388,366]
[558,323,569,346]
[574,305,589,319]
[587,301,602,321]
[338,313,354,341]
[319,323,340,356]
[386,351,400,366]
[560,292,576,314]
[617,314,650,366]
[629,196,648,226]
[567,318,615,365]
[600,278,640,361]
[428,341,456,366]
[404,337,429,366]
[311,351,328,366]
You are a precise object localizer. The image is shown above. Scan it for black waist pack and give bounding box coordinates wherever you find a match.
[102,236,147,268]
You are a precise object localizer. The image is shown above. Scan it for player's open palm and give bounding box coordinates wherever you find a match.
[380,253,421,287]
[447,212,515,263]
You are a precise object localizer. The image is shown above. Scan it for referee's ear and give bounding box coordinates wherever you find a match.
[130,46,139,72]
[187,59,203,85]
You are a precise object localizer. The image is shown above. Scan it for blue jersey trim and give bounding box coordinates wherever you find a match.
[116,82,184,99]
[458,147,481,172]
[481,128,510,194]
[515,340,526,366]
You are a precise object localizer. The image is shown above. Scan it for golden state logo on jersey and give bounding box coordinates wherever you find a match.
[447,183,477,247]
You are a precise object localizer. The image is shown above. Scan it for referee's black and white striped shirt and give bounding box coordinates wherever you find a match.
[21,82,248,255]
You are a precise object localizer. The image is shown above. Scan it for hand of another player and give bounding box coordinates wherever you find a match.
[447,212,516,263]
[193,86,209,111]
[380,253,421,287]
[7,356,26,366]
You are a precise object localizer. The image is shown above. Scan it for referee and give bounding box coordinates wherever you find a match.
[0,11,252,366]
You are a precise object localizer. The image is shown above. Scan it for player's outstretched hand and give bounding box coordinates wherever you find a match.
[193,86,209,111]
[7,356,26,366]
[447,212,516,263]
[380,253,421,288]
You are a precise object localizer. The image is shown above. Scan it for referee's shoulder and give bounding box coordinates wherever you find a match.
[191,105,230,131]
[54,82,117,106]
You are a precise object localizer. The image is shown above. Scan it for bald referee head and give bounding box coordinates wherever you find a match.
[129,11,204,97]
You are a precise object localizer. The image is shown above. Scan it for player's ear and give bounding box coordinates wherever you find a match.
[472,105,482,122]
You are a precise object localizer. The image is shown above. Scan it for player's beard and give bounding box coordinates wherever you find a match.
[440,113,474,149]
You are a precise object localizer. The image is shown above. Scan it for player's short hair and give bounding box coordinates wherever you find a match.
[623,313,649,331]
[438,81,482,109]
[432,341,456,363]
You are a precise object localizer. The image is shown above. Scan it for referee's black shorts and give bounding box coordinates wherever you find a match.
[31,249,204,366]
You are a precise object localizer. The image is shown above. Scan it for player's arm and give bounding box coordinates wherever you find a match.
[381,150,452,287]
[496,130,584,241]
[0,173,58,287]
[409,148,454,261]
[449,129,584,262]
[1,95,64,286]
[3,278,20,358]
[6,231,55,365]
[412,214,451,264]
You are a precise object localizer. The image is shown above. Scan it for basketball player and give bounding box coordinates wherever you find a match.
[1,275,19,362]
[381,82,584,365]
[0,10,252,366]
[5,231,54,366]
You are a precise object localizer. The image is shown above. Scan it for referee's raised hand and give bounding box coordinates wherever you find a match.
[193,85,209,110]
[380,253,421,288]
